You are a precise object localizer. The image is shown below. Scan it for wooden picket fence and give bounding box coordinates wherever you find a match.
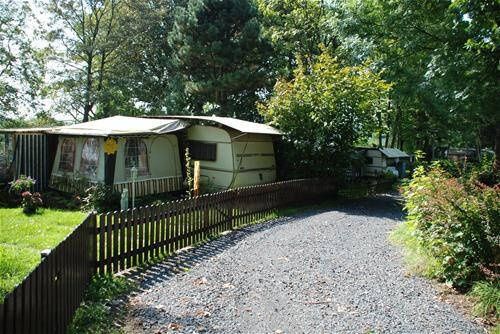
[0,215,96,334]
[0,178,336,333]
[95,179,336,274]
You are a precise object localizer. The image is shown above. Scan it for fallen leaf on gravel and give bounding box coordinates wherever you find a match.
[178,296,192,304]
[337,305,348,312]
[154,304,165,310]
[196,325,207,332]
[195,309,211,318]
[167,322,182,331]
[305,299,332,305]
[193,277,208,285]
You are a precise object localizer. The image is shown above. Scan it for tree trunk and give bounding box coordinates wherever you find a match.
[83,104,92,122]
[83,55,93,122]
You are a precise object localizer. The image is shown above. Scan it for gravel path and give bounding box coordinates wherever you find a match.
[121,194,484,334]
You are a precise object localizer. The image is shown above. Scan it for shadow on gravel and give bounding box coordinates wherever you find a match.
[289,192,405,222]
[121,194,405,291]
[113,192,405,329]
[331,193,405,221]
[113,215,298,328]
[121,215,296,291]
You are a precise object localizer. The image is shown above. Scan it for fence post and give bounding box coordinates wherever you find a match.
[228,190,235,230]
[89,213,97,275]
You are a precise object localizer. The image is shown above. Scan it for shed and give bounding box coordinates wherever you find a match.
[153,115,282,191]
[0,128,55,191]
[361,147,410,178]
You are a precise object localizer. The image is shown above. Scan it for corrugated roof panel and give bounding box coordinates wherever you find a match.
[379,148,410,158]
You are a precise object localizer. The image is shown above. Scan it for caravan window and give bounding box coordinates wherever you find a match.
[125,138,149,177]
[58,138,75,172]
[80,138,99,178]
[189,141,217,161]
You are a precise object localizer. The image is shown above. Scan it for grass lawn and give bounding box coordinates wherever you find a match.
[0,208,86,300]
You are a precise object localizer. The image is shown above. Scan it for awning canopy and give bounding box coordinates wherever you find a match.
[153,115,282,135]
[45,116,188,137]
[0,127,53,134]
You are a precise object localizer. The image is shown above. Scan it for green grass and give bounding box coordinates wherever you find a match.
[391,221,499,332]
[0,208,86,300]
[68,274,135,334]
[389,221,441,278]
[470,281,499,320]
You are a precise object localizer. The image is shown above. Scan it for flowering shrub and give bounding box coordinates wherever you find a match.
[9,175,36,195]
[403,166,499,289]
[21,191,43,214]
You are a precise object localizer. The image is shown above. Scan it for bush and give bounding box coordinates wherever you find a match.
[9,175,36,195]
[21,191,43,214]
[403,166,499,289]
[82,184,120,213]
[44,191,83,210]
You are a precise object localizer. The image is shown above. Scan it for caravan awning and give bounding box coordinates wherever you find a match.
[152,115,282,135]
[46,116,188,137]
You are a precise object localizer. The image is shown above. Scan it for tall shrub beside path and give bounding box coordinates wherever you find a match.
[403,167,499,289]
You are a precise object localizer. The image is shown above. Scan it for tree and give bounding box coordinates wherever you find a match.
[0,0,45,118]
[256,0,339,77]
[47,0,124,122]
[101,0,187,116]
[337,0,499,167]
[259,52,391,178]
[168,0,272,120]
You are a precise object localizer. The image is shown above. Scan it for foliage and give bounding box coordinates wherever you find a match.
[43,190,83,211]
[429,159,462,178]
[469,281,499,319]
[402,166,499,289]
[336,0,499,164]
[21,191,43,215]
[103,0,186,116]
[259,52,390,178]
[9,175,36,195]
[82,184,120,213]
[133,192,177,208]
[256,0,339,77]
[0,0,45,117]
[46,0,125,122]
[0,208,85,300]
[470,154,499,186]
[68,274,134,334]
[168,0,272,119]
[0,112,63,129]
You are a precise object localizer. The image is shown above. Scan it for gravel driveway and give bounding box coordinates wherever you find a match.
[121,194,484,334]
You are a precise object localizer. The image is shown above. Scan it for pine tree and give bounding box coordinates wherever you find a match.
[168,0,272,120]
